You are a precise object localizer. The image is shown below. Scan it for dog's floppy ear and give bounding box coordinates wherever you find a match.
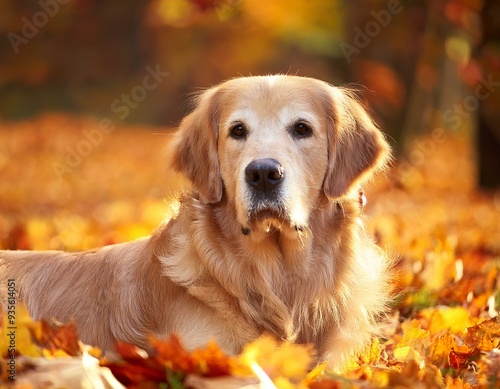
[323,87,391,199]
[170,87,223,204]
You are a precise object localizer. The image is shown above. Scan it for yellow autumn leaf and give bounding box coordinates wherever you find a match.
[464,317,500,351]
[419,238,456,291]
[0,303,42,358]
[371,368,391,387]
[42,348,71,358]
[393,346,424,365]
[236,335,313,385]
[343,337,381,373]
[361,337,381,365]
[238,335,277,366]
[396,319,431,354]
[422,306,473,335]
[274,376,296,389]
[304,362,327,385]
[476,316,500,335]
[429,331,458,366]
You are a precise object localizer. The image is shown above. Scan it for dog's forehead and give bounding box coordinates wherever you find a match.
[219,76,328,127]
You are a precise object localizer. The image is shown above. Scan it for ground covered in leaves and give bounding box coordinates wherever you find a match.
[1,114,500,388]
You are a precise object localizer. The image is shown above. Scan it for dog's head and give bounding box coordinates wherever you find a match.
[170,75,390,238]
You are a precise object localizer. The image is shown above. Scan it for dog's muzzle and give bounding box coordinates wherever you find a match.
[241,158,292,236]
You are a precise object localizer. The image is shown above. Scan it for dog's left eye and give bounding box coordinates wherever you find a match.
[292,122,312,138]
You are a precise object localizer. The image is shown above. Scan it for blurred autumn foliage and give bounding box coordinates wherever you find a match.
[1,0,500,387]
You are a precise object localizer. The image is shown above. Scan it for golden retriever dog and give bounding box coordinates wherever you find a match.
[1,75,392,368]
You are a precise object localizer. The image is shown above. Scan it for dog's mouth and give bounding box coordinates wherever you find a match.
[250,207,285,222]
[241,203,305,236]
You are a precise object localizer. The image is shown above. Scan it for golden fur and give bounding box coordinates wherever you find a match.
[0,75,392,368]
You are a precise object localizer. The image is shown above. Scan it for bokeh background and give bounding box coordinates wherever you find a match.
[1,0,499,156]
[0,0,499,251]
[2,3,500,386]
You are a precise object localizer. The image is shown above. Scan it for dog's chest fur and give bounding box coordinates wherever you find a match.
[156,195,368,354]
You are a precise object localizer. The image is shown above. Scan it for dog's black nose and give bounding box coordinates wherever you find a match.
[245,158,284,193]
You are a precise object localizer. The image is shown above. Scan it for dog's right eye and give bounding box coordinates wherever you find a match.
[230,124,247,139]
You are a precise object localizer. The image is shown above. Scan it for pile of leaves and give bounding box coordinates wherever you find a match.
[1,115,500,388]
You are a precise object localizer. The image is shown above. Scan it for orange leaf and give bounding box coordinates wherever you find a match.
[429,331,457,366]
[149,334,197,373]
[397,319,431,353]
[30,320,80,356]
[464,317,500,351]
[115,341,149,361]
[191,340,233,377]
[308,379,341,389]
[448,346,481,370]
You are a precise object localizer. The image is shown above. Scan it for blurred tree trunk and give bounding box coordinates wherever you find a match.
[477,0,500,189]
[399,3,443,155]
